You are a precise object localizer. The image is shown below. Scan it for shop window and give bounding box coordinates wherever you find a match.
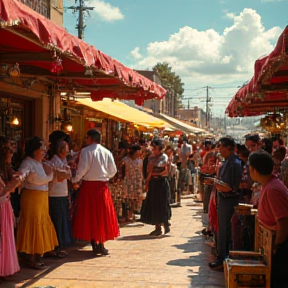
[19,0,50,19]
[0,97,24,141]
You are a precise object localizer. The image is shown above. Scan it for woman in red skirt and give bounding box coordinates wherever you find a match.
[72,129,119,256]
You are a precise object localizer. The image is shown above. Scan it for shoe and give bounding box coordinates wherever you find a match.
[95,243,109,256]
[154,229,162,236]
[164,225,170,234]
[209,259,224,269]
[26,260,46,270]
[202,228,213,237]
[100,247,109,256]
[149,228,162,236]
[44,250,67,259]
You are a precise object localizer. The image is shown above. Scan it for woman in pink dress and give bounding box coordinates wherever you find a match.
[0,146,21,277]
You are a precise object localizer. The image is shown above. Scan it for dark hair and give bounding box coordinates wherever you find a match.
[271,135,280,142]
[151,139,164,151]
[236,143,242,151]
[128,145,141,156]
[219,136,235,151]
[245,134,260,143]
[273,147,286,162]
[87,129,101,143]
[238,147,250,159]
[205,140,212,146]
[237,144,247,153]
[49,130,71,144]
[279,138,284,146]
[139,139,146,145]
[25,136,43,158]
[165,145,173,153]
[48,130,71,159]
[261,138,273,154]
[249,151,274,175]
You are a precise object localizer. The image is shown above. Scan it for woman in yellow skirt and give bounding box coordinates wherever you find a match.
[17,137,58,270]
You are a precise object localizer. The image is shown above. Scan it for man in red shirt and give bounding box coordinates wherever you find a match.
[249,151,288,288]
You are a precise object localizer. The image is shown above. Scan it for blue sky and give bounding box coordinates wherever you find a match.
[63,0,288,114]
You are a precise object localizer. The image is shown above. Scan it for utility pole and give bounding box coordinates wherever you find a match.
[205,86,212,128]
[66,0,94,40]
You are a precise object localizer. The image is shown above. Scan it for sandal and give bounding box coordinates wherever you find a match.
[55,251,68,258]
[45,250,67,259]
[27,260,46,270]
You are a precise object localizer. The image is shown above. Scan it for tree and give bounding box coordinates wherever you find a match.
[153,62,184,110]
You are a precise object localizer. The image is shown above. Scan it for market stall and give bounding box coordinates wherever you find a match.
[226,25,288,118]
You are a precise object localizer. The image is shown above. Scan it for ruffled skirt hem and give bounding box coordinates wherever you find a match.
[16,189,58,255]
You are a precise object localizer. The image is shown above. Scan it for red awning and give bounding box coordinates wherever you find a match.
[226,25,288,117]
[0,0,166,102]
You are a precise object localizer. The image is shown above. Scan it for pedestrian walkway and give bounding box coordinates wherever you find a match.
[1,199,225,288]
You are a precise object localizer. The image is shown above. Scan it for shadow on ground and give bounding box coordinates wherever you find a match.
[166,211,225,288]
[117,234,170,241]
[0,242,92,288]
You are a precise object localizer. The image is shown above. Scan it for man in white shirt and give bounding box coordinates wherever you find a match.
[180,140,192,167]
[72,129,119,256]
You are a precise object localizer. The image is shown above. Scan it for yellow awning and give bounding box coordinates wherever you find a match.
[159,113,211,135]
[76,98,170,128]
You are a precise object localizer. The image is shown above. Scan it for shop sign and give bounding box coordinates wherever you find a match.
[86,117,102,123]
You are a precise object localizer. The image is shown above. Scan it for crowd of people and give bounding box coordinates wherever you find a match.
[0,130,192,276]
[198,134,288,288]
[1,130,288,287]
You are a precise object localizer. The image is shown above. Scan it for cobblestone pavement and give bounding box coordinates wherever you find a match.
[1,198,225,288]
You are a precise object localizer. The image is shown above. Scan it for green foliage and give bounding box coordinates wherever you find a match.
[153,62,184,108]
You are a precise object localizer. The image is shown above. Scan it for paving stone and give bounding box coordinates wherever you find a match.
[0,198,224,288]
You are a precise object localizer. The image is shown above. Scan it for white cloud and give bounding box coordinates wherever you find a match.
[225,12,235,19]
[131,47,142,60]
[130,8,282,90]
[89,0,124,22]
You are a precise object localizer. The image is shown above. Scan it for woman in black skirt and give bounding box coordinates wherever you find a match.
[141,139,171,236]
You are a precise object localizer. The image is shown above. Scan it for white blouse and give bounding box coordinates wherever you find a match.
[18,157,53,191]
[48,155,68,197]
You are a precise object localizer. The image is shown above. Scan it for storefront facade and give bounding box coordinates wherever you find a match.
[0,0,166,146]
